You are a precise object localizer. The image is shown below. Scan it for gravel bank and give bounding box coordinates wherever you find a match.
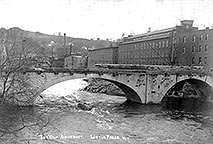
[81,78,125,96]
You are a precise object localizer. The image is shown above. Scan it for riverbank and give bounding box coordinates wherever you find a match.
[81,78,125,96]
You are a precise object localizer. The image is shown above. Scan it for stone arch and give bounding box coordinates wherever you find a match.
[161,78,213,110]
[36,74,142,103]
[38,76,85,94]
[97,78,142,103]
[163,78,213,100]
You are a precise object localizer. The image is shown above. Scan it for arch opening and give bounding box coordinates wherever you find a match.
[100,78,142,103]
[83,78,142,103]
[39,78,88,97]
[36,76,142,104]
[161,78,213,112]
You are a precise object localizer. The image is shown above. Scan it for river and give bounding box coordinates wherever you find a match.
[0,79,213,144]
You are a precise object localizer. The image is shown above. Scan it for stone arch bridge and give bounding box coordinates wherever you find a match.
[24,67,213,104]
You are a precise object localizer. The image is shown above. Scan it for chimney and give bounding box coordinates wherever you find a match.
[148,27,151,32]
[69,43,73,55]
[180,20,194,28]
[64,33,66,56]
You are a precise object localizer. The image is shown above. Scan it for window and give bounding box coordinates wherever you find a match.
[162,50,165,57]
[198,57,202,64]
[198,45,202,52]
[204,57,207,64]
[205,44,208,52]
[154,51,157,57]
[192,46,195,52]
[183,47,185,54]
[192,57,195,65]
[159,41,161,48]
[174,49,177,57]
[162,41,165,48]
[205,33,208,40]
[193,35,196,42]
[200,34,203,41]
[183,36,186,43]
[166,40,169,47]
[154,42,157,48]
[173,38,176,43]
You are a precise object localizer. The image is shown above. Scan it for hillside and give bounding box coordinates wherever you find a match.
[0,27,117,57]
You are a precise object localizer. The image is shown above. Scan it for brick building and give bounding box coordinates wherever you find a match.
[87,46,118,69]
[119,27,174,65]
[175,23,213,68]
[118,20,213,68]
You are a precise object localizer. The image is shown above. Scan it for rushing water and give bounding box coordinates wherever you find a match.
[0,79,213,144]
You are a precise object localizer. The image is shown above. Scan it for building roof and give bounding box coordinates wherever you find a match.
[120,26,176,44]
[88,46,118,52]
[131,27,176,39]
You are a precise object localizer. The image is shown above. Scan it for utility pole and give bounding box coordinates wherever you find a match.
[22,39,28,58]
[69,43,73,55]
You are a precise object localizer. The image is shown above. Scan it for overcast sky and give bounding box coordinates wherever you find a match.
[0,0,212,40]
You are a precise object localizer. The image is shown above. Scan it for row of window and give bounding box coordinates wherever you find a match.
[182,44,208,54]
[192,56,207,65]
[120,40,169,52]
[123,32,171,43]
[119,49,169,59]
[119,59,168,65]
[183,33,208,43]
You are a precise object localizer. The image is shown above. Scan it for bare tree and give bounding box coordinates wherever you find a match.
[0,28,71,144]
[0,29,39,105]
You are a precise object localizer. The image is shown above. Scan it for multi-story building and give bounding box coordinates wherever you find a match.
[87,46,118,69]
[118,20,213,68]
[119,27,175,65]
[175,24,213,68]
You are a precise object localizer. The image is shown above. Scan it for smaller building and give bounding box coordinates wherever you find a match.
[51,58,64,68]
[64,55,87,69]
[87,46,118,69]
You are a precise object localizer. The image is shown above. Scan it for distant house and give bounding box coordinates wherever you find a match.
[51,58,64,68]
[87,46,118,69]
[64,55,87,69]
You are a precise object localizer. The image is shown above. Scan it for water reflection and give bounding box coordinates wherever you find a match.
[0,78,212,143]
[0,95,213,144]
[0,104,71,143]
[0,105,39,143]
